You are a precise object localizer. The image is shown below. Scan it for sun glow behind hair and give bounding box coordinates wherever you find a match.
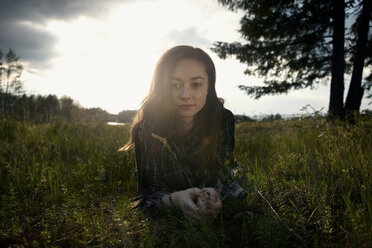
[21,0,246,114]
[19,0,366,116]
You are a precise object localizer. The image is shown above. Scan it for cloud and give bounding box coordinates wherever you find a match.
[0,0,127,71]
[0,0,125,23]
[0,21,58,70]
[166,27,212,47]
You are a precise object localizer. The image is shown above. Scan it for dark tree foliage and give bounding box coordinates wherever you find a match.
[213,0,372,119]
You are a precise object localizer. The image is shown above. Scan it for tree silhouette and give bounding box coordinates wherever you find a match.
[344,0,372,117]
[213,0,371,119]
[0,49,24,113]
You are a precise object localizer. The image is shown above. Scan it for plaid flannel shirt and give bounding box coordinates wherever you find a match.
[134,108,246,210]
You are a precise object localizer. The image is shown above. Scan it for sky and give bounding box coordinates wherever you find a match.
[0,0,370,117]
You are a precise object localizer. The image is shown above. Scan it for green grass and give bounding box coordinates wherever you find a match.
[0,116,371,247]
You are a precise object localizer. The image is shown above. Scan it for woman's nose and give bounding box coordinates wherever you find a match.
[180,85,191,99]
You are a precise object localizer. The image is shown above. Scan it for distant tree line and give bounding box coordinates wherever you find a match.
[0,92,136,123]
[0,48,136,123]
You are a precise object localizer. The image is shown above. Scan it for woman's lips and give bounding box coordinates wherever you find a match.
[179,104,195,110]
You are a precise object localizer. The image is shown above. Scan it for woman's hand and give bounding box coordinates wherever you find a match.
[162,187,222,222]
[169,188,202,222]
[197,187,222,220]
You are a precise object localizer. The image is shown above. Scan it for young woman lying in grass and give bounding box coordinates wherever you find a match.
[122,45,246,222]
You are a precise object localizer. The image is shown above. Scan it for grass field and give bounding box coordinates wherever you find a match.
[0,115,371,247]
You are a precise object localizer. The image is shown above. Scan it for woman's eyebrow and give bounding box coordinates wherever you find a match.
[191,76,206,81]
[171,76,206,81]
[171,77,183,82]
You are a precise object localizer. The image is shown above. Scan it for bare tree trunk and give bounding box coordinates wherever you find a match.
[329,0,345,119]
[4,77,10,113]
[344,0,371,118]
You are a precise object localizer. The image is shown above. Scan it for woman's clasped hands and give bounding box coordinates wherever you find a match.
[166,187,222,222]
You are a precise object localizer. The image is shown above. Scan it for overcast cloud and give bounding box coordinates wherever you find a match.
[0,0,126,70]
[0,21,58,69]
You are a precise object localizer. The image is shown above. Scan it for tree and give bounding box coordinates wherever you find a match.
[117,110,136,123]
[60,96,75,122]
[212,0,372,119]
[0,48,24,113]
[344,0,372,115]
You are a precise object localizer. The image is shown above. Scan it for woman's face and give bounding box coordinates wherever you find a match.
[170,58,208,122]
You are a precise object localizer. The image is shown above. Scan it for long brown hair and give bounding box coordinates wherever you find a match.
[122,45,223,168]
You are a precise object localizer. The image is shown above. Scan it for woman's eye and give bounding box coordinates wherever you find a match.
[192,82,202,88]
[171,82,181,89]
